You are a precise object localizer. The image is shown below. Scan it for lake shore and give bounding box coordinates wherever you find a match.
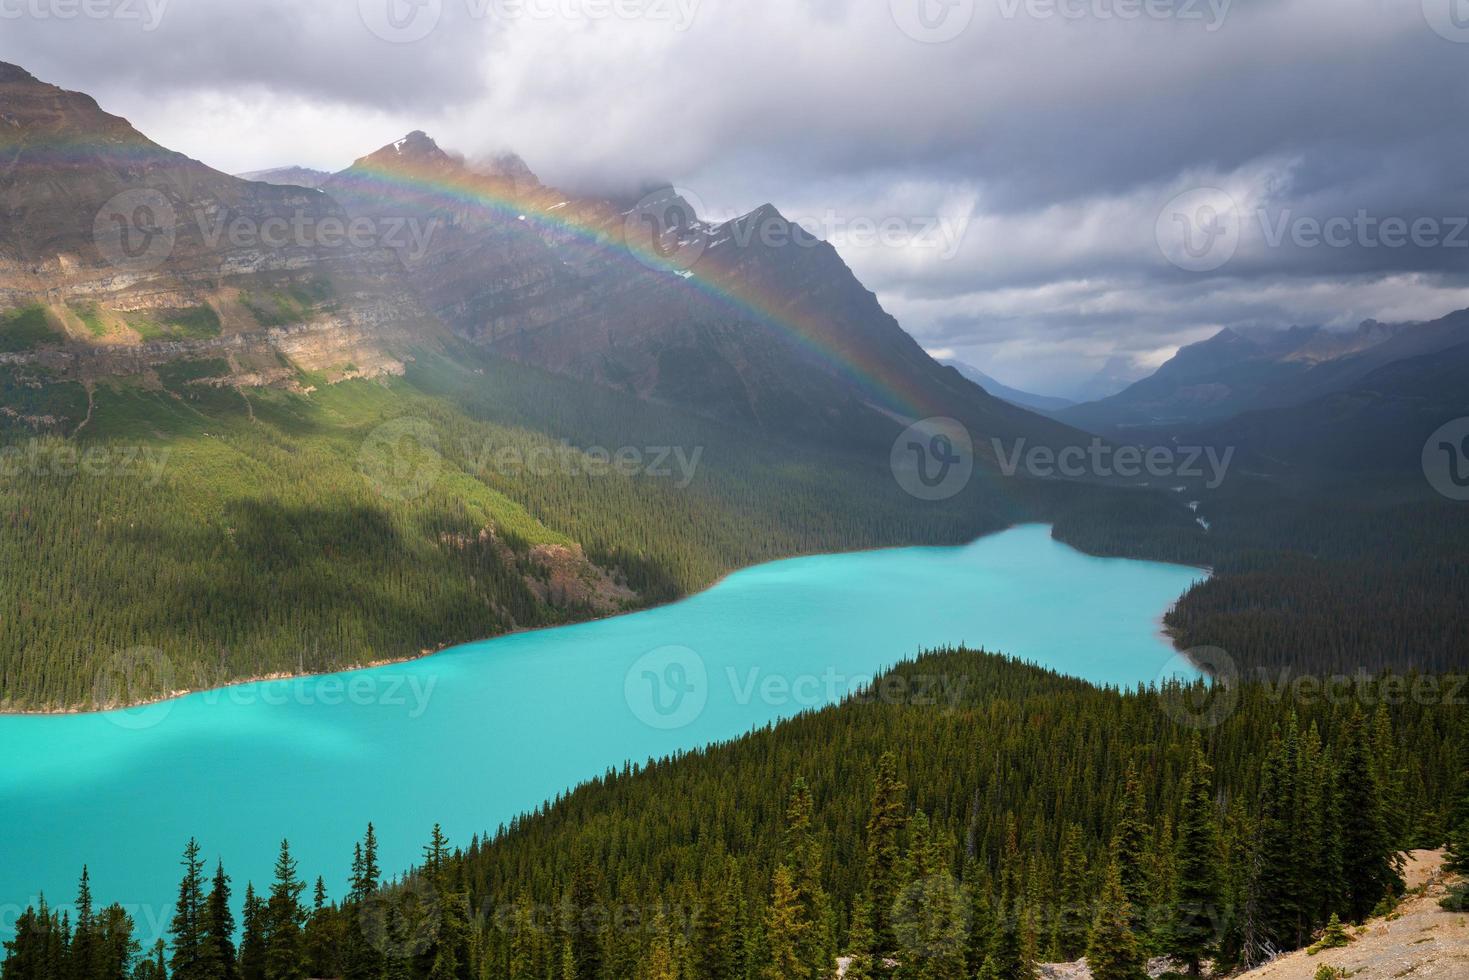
[1,522,1213,716]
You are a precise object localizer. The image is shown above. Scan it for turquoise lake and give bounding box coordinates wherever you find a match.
[0,524,1202,944]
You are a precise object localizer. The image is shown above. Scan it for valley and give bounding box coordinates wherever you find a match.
[1,30,1467,980]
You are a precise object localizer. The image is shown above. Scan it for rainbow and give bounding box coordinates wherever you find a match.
[327,158,946,421]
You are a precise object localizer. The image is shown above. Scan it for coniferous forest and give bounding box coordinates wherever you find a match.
[6,650,1467,980]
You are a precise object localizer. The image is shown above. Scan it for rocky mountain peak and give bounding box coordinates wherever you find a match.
[0,62,38,84]
[470,151,540,186]
[353,130,458,172]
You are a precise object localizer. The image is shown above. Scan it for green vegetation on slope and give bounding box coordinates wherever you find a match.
[123,306,222,342]
[0,346,1023,710]
[0,306,59,352]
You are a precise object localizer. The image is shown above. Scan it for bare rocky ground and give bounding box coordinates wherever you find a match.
[1236,850,1468,980]
[1034,851,1468,980]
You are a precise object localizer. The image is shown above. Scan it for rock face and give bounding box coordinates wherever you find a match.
[0,62,437,386]
[325,131,1083,452]
[1,61,1084,457]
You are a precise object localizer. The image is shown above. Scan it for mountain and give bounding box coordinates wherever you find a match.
[322,131,1086,453]
[235,166,332,188]
[1069,354,1152,403]
[1195,337,1469,477]
[1058,320,1416,435]
[0,62,435,398]
[0,64,1100,711]
[0,58,1088,459]
[937,358,1075,412]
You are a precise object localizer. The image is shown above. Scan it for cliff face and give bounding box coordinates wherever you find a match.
[325,133,1084,452]
[2,63,1083,457]
[0,62,441,388]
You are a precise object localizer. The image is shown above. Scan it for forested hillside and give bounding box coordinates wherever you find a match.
[7,649,1464,979]
[0,344,1028,711]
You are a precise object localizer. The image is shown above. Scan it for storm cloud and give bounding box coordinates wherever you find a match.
[3,0,1466,396]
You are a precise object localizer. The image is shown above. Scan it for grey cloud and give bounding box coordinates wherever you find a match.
[1,0,1466,392]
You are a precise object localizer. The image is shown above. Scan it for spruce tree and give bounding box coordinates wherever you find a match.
[961,858,994,977]
[1166,739,1223,976]
[1337,708,1400,921]
[263,841,306,980]
[1111,761,1151,912]
[694,858,740,980]
[70,867,96,980]
[199,862,235,980]
[565,861,605,980]
[171,839,207,980]
[764,866,810,980]
[1057,824,1090,960]
[94,904,138,980]
[783,779,834,976]
[985,816,1033,980]
[238,885,266,980]
[1085,860,1147,980]
[863,753,907,965]
[1254,726,1302,952]
[1443,735,1469,877]
[844,895,877,980]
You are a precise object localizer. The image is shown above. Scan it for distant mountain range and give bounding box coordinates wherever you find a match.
[236,166,332,189]
[937,358,1075,412]
[1058,317,1466,432]
[1051,312,1469,482]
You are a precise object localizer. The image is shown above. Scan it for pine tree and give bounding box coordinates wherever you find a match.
[1166,739,1223,976]
[94,904,138,980]
[783,779,834,977]
[1255,725,1302,952]
[565,861,604,980]
[237,886,266,980]
[764,866,810,980]
[1056,824,1090,960]
[302,878,335,980]
[171,839,207,980]
[1443,735,1469,877]
[1085,860,1147,980]
[70,867,96,980]
[891,813,967,980]
[1337,708,1401,921]
[263,841,306,980]
[694,858,740,980]
[844,895,877,980]
[343,826,383,980]
[199,862,235,980]
[643,913,679,980]
[1111,761,1151,912]
[863,753,907,965]
[508,895,544,980]
[961,858,994,978]
[985,816,1033,980]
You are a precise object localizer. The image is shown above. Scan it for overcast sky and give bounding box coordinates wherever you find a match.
[6,0,1469,397]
